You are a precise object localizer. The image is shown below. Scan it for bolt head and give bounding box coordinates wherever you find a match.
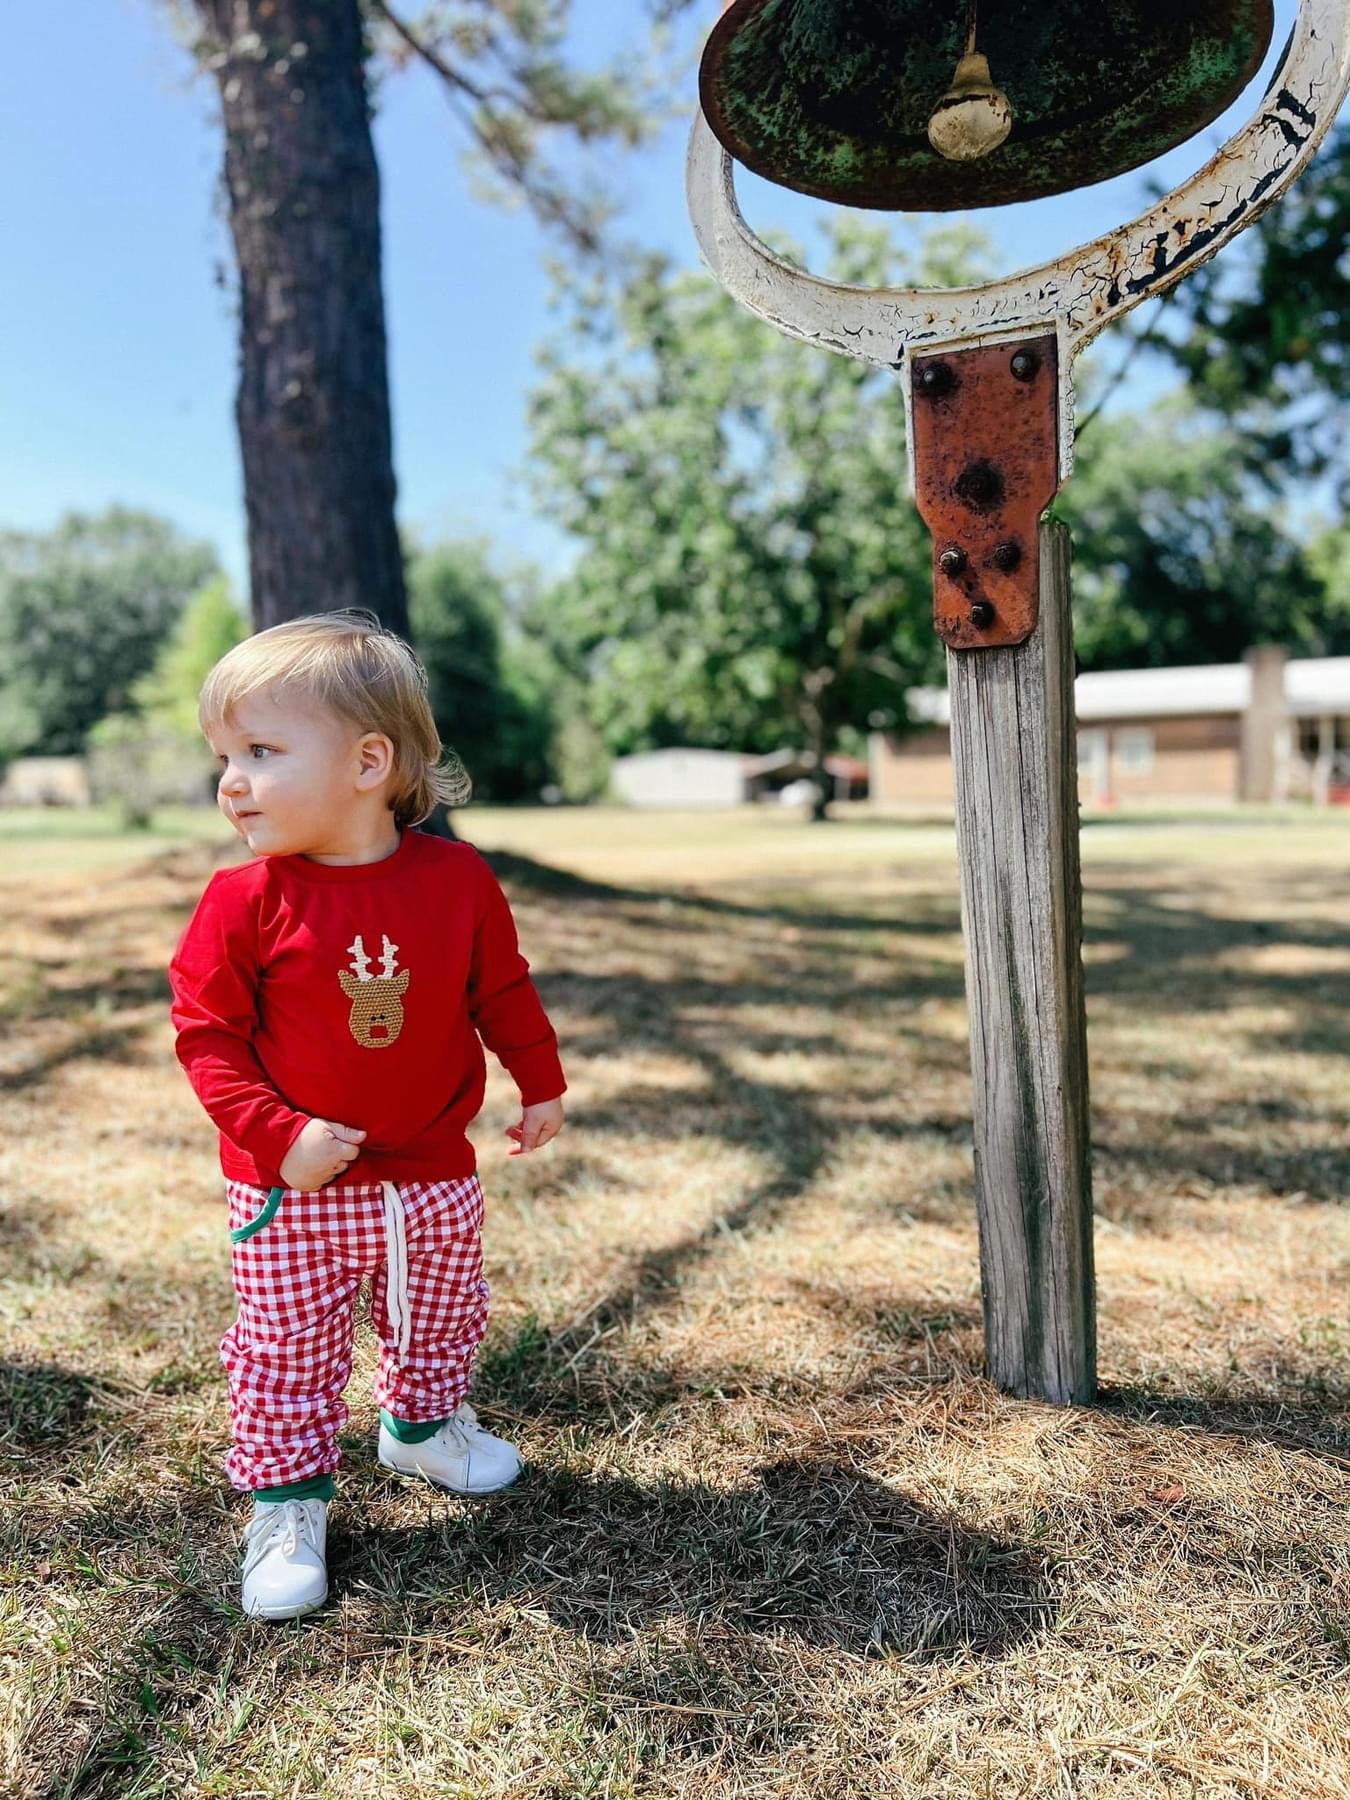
[970,601,996,629]
[991,540,1022,573]
[938,547,967,577]
[1010,348,1041,383]
[917,360,956,398]
[955,459,1002,509]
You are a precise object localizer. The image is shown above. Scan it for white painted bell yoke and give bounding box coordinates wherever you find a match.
[687,0,1350,479]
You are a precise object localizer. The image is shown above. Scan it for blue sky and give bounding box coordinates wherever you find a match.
[1,0,1300,597]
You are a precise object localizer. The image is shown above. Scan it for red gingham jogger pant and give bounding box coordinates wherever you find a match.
[221,1174,489,1492]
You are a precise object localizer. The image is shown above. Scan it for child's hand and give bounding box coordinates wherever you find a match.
[279,1117,367,1190]
[506,1096,565,1157]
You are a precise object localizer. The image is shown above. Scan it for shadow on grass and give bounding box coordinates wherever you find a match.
[526,863,1346,1248]
[4,965,171,1028]
[476,1293,988,1427]
[6,1333,1347,1799]
[6,1454,1048,1796]
[0,1021,164,1095]
[0,1358,100,1451]
[486,845,965,936]
[351,1455,1056,1661]
[6,1360,1052,1672]
[1098,1382,1350,1462]
[1093,1137,1348,1204]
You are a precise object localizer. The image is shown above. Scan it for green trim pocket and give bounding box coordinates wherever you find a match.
[229,1186,285,1244]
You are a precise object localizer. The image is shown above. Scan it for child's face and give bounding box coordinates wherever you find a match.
[209,688,393,857]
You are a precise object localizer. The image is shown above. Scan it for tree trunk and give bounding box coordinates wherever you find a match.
[809,766,831,822]
[802,675,833,822]
[197,0,409,635]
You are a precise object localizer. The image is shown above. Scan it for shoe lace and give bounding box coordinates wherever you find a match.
[433,1401,479,1449]
[244,1499,319,1563]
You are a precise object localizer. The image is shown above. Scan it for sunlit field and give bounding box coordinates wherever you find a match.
[2,803,1347,1798]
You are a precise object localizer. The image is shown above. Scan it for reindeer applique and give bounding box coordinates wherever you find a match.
[338,934,410,1048]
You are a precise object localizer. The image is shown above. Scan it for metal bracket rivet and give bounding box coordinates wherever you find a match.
[955,460,1003,508]
[917,361,957,397]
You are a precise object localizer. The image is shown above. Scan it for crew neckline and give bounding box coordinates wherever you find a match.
[273,826,419,883]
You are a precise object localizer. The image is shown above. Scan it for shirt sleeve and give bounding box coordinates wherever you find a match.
[168,873,311,1178]
[466,851,567,1106]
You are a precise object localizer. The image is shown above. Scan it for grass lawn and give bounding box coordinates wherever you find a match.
[1,805,1348,1797]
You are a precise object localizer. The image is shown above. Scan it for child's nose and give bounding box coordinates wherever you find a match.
[219,766,249,795]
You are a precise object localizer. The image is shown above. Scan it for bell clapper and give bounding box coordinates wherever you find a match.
[927,2,1013,162]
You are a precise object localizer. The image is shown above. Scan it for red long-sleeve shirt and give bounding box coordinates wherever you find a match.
[168,829,565,1188]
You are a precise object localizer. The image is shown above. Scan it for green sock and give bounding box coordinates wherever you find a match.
[253,1473,336,1504]
[380,1408,446,1445]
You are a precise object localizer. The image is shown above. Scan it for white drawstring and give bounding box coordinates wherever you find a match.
[381,1180,413,1360]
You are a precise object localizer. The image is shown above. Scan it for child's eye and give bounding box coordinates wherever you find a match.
[249,744,274,759]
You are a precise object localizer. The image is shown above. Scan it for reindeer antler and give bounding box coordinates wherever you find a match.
[379,935,399,979]
[347,935,373,982]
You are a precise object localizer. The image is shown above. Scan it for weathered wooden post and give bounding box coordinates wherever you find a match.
[688,0,1350,1403]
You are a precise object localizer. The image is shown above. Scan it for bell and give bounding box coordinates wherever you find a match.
[926,49,1013,161]
[698,0,1274,211]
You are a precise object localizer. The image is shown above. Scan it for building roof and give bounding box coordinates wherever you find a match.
[612,748,747,767]
[905,655,1350,727]
[742,748,869,779]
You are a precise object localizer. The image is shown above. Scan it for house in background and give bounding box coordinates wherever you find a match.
[869,647,1350,810]
[610,748,752,808]
[610,746,871,808]
[742,748,869,803]
[0,757,92,806]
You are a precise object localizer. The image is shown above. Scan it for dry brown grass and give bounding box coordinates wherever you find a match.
[1,807,1347,1798]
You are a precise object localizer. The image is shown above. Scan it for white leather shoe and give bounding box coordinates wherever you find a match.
[241,1498,329,1620]
[377,1401,522,1495]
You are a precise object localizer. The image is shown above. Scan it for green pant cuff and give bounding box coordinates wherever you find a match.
[253,1473,336,1504]
[380,1409,446,1445]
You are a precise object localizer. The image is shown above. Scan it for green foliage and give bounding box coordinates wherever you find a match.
[407,540,554,802]
[85,714,188,831]
[526,219,992,804]
[1058,399,1336,668]
[131,576,248,739]
[551,712,611,804]
[364,0,678,254]
[525,211,1338,771]
[84,577,249,829]
[1308,522,1350,635]
[0,509,220,758]
[1159,121,1350,497]
[171,0,679,258]
[0,686,42,769]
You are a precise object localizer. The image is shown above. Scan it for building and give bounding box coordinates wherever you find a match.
[742,749,869,803]
[869,648,1350,810]
[610,748,752,808]
[0,756,92,807]
[610,746,871,808]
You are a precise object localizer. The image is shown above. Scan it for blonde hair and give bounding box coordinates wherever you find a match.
[199,610,472,828]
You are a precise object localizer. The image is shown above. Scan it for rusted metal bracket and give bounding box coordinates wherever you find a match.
[909,334,1061,650]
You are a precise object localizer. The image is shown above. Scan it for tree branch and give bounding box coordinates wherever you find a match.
[366,0,606,254]
[1075,283,1180,443]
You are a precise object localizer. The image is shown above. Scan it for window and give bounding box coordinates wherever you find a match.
[1114,728,1155,775]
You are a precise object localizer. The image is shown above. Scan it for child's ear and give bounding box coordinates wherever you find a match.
[356,731,394,788]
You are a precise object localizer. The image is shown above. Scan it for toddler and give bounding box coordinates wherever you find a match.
[168,610,565,1620]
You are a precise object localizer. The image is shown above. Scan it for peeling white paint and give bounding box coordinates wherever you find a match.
[686,0,1350,385]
